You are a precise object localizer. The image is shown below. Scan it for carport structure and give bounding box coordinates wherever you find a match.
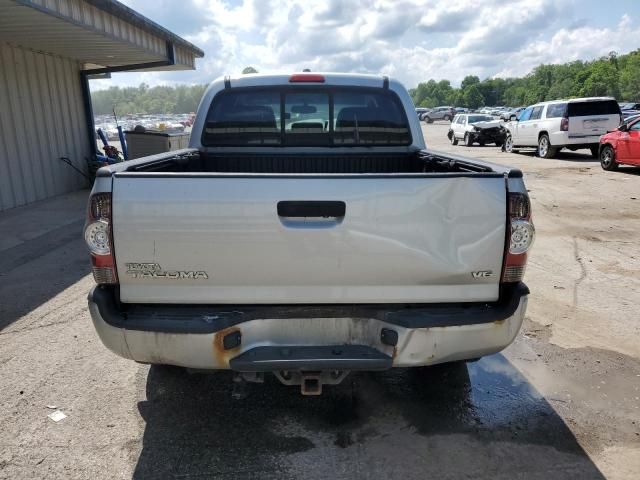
[0,0,204,211]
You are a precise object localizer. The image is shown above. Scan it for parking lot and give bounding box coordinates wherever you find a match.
[0,121,638,479]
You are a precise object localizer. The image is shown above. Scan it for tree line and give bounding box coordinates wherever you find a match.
[91,83,208,115]
[409,49,640,109]
[90,67,259,116]
[90,53,640,114]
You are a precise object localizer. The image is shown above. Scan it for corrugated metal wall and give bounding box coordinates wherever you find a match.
[0,42,89,211]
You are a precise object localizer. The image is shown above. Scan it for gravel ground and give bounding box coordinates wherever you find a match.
[0,122,638,479]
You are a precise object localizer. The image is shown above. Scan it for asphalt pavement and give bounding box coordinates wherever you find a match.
[0,125,638,479]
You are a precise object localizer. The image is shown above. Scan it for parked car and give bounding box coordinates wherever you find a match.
[423,106,456,123]
[599,114,640,170]
[504,97,622,158]
[84,72,533,395]
[619,102,640,111]
[620,113,640,124]
[622,109,640,119]
[500,107,525,121]
[416,107,430,118]
[487,106,507,116]
[448,114,506,146]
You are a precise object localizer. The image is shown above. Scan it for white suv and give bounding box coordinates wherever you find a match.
[504,97,622,158]
[448,114,504,146]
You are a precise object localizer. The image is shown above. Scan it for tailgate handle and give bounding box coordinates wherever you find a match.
[277,201,345,218]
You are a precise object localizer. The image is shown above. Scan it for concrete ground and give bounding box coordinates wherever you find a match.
[0,123,638,479]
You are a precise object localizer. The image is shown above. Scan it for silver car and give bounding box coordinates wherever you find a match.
[500,107,525,121]
[422,106,456,123]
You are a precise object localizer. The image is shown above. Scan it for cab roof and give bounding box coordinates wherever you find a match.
[531,97,616,106]
[219,72,392,89]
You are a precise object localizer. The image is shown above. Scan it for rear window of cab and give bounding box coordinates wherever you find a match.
[567,100,621,117]
[202,87,411,147]
[542,100,621,119]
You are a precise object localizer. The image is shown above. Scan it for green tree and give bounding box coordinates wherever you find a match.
[579,60,620,98]
[409,51,640,107]
[463,85,485,109]
[91,83,208,115]
[461,75,480,91]
[503,85,527,106]
[477,78,508,106]
[242,66,258,74]
[619,51,640,100]
[547,77,576,100]
[419,97,437,108]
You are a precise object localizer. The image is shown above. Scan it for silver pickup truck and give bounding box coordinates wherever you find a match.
[85,73,534,395]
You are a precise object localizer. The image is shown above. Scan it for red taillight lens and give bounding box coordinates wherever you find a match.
[91,254,117,284]
[501,193,535,283]
[85,193,118,285]
[560,117,569,131]
[289,73,325,83]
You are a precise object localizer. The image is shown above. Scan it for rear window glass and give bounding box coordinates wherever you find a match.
[285,92,330,146]
[546,103,567,118]
[202,87,411,147]
[467,115,493,123]
[333,91,410,145]
[567,100,621,117]
[202,90,281,146]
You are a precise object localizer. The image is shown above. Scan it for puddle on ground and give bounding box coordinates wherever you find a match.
[358,354,554,439]
[467,354,546,425]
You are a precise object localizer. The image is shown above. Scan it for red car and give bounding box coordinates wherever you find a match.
[599,115,640,170]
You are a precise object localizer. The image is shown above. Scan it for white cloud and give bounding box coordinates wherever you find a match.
[94,0,639,90]
[492,17,640,79]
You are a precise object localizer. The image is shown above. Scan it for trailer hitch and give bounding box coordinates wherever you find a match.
[274,370,350,396]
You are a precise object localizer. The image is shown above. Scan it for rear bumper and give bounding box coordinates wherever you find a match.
[88,283,529,370]
[550,131,600,148]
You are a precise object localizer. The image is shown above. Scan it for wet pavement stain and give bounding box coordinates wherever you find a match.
[334,431,355,448]
[133,355,607,479]
[134,367,315,479]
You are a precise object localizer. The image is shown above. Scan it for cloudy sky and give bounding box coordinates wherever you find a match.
[93,0,640,90]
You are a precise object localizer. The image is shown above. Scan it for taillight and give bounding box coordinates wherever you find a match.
[289,73,325,83]
[501,193,535,283]
[84,193,118,284]
[560,117,569,131]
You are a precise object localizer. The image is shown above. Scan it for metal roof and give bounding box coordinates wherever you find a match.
[0,0,202,70]
[84,0,204,58]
